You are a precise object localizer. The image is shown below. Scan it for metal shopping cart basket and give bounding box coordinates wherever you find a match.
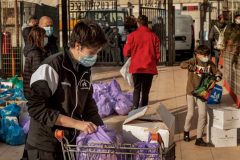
[55,130,176,160]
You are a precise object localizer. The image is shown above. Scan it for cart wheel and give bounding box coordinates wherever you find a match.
[55,129,64,140]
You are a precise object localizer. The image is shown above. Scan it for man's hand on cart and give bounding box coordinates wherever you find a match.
[75,121,97,134]
[56,114,97,134]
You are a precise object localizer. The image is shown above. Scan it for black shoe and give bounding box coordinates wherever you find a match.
[195,138,209,146]
[183,131,190,142]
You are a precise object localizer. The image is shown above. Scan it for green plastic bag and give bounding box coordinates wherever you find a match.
[192,75,216,102]
[7,75,23,89]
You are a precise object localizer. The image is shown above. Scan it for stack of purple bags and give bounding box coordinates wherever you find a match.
[92,80,133,118]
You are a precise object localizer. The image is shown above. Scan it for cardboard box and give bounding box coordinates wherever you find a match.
[208,106,240,130]
[122,104,175,148]
[103,115,127,135]
[208,126,237,147]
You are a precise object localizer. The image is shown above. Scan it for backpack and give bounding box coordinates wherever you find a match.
[213,25,227,50]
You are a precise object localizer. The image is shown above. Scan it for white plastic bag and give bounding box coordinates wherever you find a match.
[120,58,134,87]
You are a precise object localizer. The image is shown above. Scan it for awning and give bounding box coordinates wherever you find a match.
[21,0,59,7]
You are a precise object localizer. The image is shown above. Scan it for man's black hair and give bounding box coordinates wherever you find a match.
[234,14,240,19]
[194,45,210,55]
[28,16,37,22]
[137,15,148,26]
[69,20,107,48]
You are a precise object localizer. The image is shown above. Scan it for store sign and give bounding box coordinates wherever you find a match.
[69,0,117,11]
[182,6,199,11]
[140,0,161,8]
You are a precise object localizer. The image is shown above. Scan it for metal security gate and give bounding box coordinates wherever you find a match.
[66,0,124,65]
[139,0,167,64]
[0,0,22,77]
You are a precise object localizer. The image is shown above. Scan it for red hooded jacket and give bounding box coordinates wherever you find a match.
[123,26,160,75]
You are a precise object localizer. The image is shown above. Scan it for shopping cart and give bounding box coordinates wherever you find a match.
[55,129,175,160]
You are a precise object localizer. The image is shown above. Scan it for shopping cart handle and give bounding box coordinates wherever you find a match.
[150,133,164,145]
[55,129,64,140]
[150,133,160,141]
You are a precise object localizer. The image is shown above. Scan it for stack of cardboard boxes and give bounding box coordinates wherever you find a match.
[122,104,175,148]
[207,105,240,147]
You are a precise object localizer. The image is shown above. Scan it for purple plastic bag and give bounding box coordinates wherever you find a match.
[76,126,121,160]
[96,95,115,118]
[114,94,133,115]
[108,80,122,98]
[93,83,108,102]
[123,92,133,102]
[22,119,30,134]
[134,142,160,160]
[19,112,30,127]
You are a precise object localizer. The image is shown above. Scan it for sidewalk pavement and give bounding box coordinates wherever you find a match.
[0,66,240,160]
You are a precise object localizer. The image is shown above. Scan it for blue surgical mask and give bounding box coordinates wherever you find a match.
[79,54,97,67]
[44,26,54,37]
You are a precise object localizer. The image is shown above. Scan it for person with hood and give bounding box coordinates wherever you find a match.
[26,20,107,160]
[209,14,227,68]
[21,26,48,160]
[123,15,160,109]
[225,14,240,47]
[23,26,48,100]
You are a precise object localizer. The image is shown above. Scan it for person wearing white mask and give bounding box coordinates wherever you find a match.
[26,20,107,160]
[229,14,240,41]
[234,14,240,25]
[180,45,222,147]
[39,16,58,55]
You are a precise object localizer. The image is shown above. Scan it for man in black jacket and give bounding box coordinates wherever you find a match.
[26,20,107,160]
[39,16,59,55]
[209,14,227,68]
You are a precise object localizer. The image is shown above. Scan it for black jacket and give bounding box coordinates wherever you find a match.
[27,48,103,152]
[209,21,227,49]
[45,35,59,55]
[23,45,48,100]
[22,26,33,44]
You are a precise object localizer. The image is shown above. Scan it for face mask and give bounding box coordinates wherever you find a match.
[44,37,48,46]
[79,54,98,67]
[235,19,240,24]
[44,26,54,36]
[199,57,209,63]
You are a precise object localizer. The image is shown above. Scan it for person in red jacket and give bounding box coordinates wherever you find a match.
[123,15,160,109]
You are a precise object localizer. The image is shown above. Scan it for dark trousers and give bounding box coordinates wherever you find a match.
[27,149,64,160]
[132,73,154,108]
[213,49,220,68]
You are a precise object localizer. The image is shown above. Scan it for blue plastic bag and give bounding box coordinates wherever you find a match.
[207,84,223,104]
[76,126,121,160]
[0,103,21,117]
[6,120,26,145]
[0,118,11,141]
[0,118,26,145]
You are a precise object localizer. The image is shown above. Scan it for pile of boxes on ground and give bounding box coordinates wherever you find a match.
[207,104,240,147]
